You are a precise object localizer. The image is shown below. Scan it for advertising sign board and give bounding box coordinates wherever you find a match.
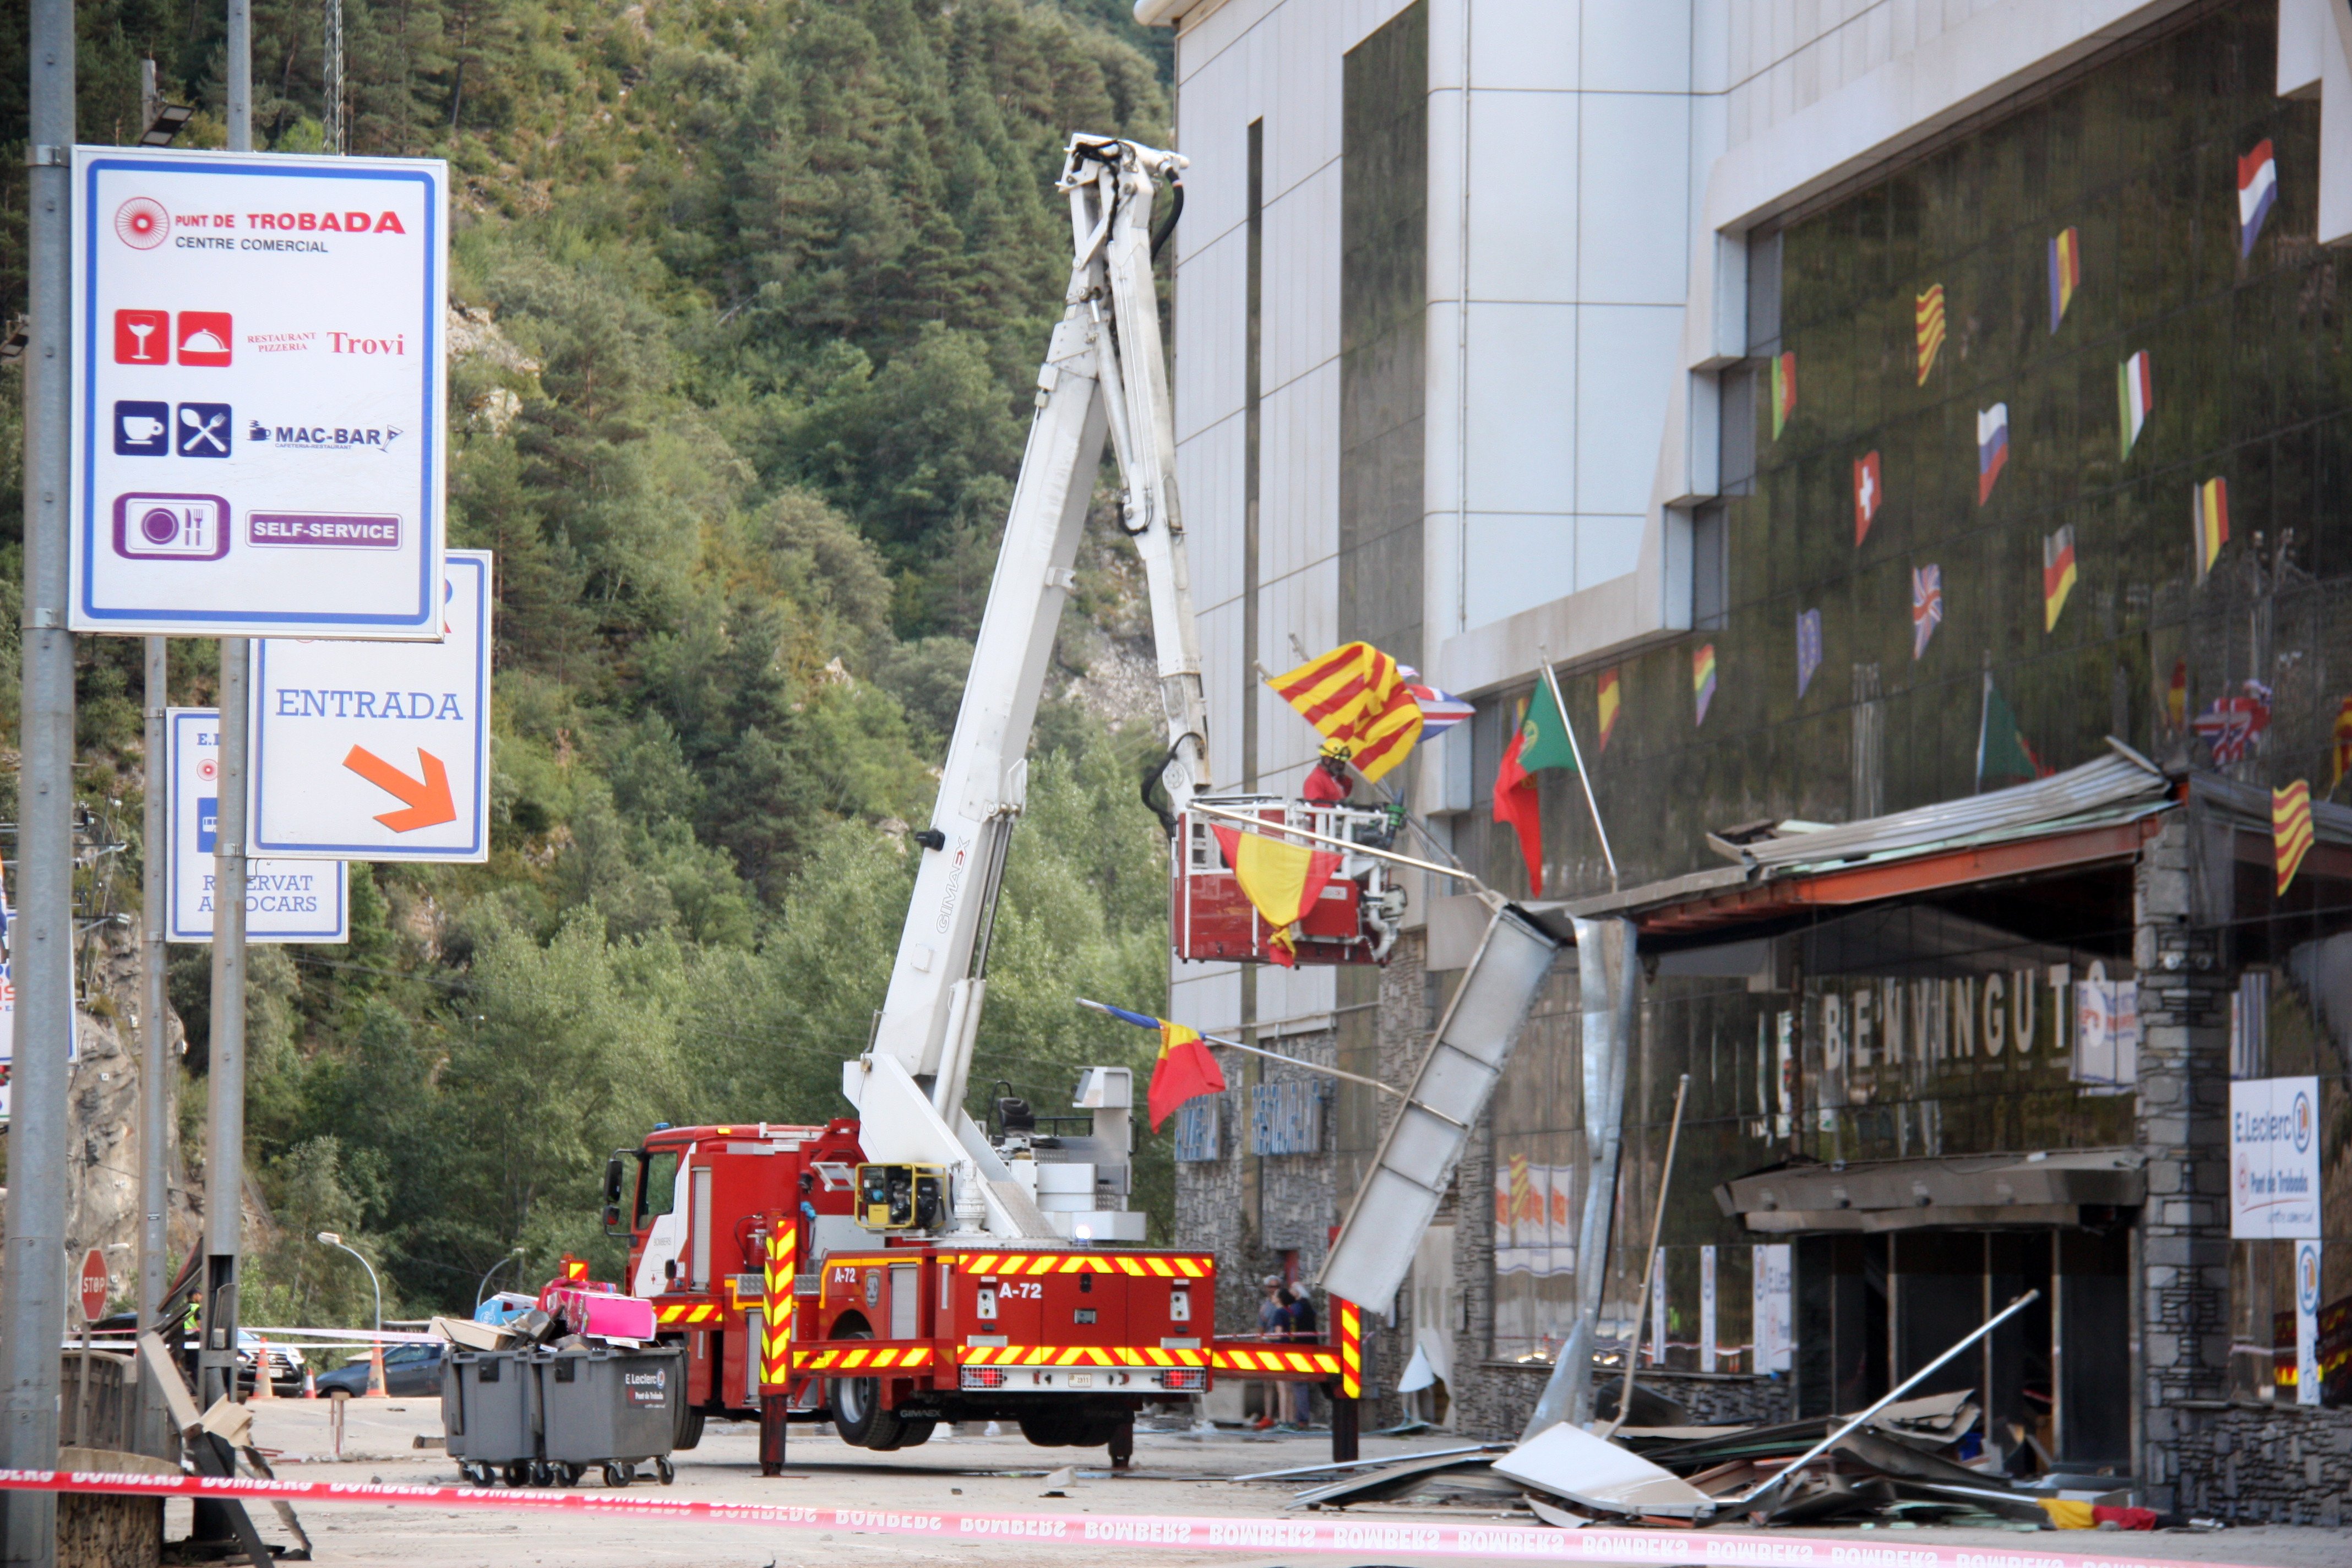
[2229,1075,2321,1239]
[168,709,348,942]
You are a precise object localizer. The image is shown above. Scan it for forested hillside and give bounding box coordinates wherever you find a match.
[0,0,1181,1326]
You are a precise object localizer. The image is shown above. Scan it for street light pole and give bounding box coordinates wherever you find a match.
[475,1248,526,1311]
[315,1234,381,1335]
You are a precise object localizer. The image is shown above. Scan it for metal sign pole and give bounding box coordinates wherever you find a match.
[3,0,78,1553]
[138,638,170,1451]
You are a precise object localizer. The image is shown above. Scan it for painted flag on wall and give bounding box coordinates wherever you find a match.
[2239,138,2278,258]
[2335,696,2352,788]
[1772,351,1796,439]
[1854,451,1882,545]
[1492,718,1544,898]
[1267,641,1424,781]
[1211,824,1343,967]
[1977,404,2009,504]
[2048,227,2082,332]
[2273,780,2314,896]
[2192,679,2272,765]
[1094,1004,1229,1131]
[1976,676,2044,789]
[2194,476,2229,579]
[1596,668,1622,752]
[1912,565,1944,660]
[1915,285,1947,385]
[2043,525,2078,632]
[2118,350,2152,459]
[1407,682,1475,737]
[2168,657,2188,732]
[1795,608,1823,699]
[1693,644,1718,726]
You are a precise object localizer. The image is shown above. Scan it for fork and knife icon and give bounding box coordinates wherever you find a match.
[177,404,231,456]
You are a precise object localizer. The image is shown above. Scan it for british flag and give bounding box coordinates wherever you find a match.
[1910,565,1943,660]
[2192,679,2273,765]
[1407,683,1475,737]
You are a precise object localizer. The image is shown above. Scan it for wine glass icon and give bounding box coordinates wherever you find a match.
[126,318,158,361]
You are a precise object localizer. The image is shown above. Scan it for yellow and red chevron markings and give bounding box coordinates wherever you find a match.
[957,1344,1208,1368]
[761,1221,796,1388]
[1336,1296,1362,1398]
[792,1344,939,1372]
[1210,1346,1341,1377]
[655,1300,720,1325]
[948,1253,1210,1278]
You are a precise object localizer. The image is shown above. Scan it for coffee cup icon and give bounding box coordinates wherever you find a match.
[121,415,165,445]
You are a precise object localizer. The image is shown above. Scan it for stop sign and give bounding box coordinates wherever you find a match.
[78,1250,107,1325]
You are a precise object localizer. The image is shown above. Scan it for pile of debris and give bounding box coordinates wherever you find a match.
[432,1276,657,1355]
[1267,1387,2176,1533]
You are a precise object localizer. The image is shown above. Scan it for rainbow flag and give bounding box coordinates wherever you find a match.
[2273,780,2313,896]
[2048,228,2081,333]
[1772,351,1796,439]
[1915,285,1947,385]
[2043,526,2077,633]
[2118,350,2151,459]
[2194,477,2229,579]
[1692,644,1717,726]
[1596,668,1621,752]
[2239,139,2277,258]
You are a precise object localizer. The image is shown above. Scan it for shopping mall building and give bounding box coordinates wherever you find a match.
[1140,0,2352,1520]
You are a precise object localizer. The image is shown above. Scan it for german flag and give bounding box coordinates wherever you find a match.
[2274,780,2313,896]
[1267,641,1423,782]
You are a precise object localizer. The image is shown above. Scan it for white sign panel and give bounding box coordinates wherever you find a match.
[1752,1242,1792,1373]
[249,551,492,862]
[2230,1076,2321,1240]
[2296,1239,2322,1406]
[167,709,347,943]
[69,146,447,638]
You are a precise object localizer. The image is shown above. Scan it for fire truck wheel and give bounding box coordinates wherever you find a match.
[1018,1414,1120,1447]
[827,1329,932,1450]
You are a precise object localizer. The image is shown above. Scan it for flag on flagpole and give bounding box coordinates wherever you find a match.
[1912,565,1944,660]
[2048,227,2081,333]
[1976,675,2044,789]
[1516,675,1579,772]
[1492,718,1543,898]
[2043,525,2077,632]
[2194,477,2229,579]
[1092,1003,1230,1131]
[2239,139,2278,258]
[2334,696,2352,789]
[1407,682,1475,737]
[1854,451,1881,545]
[1267,641,1424,781]
[1693,644,1718,726]
[1796,609,1823,699]
[2273,780,2314,896]
[1915,286,1946,384]
[2118,351,2151,459]
[1977,405,2009,504]
[1596,669,1622,752]
[1211,824,1343,968]
[1772,351,1795,439]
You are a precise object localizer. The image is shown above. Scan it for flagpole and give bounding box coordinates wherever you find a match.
[1974,655,1991,794]
[1076,999,1467,1126]
[1186,798,1502,908]
[1537,646,1618,891]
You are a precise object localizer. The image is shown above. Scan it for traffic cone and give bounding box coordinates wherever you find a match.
[303,1369,317,1398]
[253,1337,276,1400]
[366,1340,388,1398]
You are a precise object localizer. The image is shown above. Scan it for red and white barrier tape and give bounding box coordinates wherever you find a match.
[0,1469,2252,1568]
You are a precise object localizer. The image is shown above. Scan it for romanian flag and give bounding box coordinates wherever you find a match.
[2194,477,2229,579]
[1211,824,1342,967]
[2239,139,2278,258]
[2043,525,2077,633]
[1596,668,1622,752]
[1977,404,2009,504]
[1268,641,1424,782]
[1854,451,1881,545]
[1493,719,1543,897]
[2273,780,2314,897]
[1772,351,1796,439]
[1693,644,1717,726]
[2048,228,2081,333]
[1093,1003,1229,1131]
[2119,351,2151,459]
[2334,696,2352,789]
[1915,285,1947,385]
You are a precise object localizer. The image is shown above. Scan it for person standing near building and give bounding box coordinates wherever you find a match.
[1282,1282,1318,1428]
[1253,1275,1286,1429]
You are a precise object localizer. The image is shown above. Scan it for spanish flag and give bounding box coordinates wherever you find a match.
[1092,1003,1229,1130]
[1267,642,1424,782]
[1212,824,1343,967]
[1596,668,1622,752]
[2274,780,2314,896]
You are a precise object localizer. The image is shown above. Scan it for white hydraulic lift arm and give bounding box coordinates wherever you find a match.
[843,135,1206,1239]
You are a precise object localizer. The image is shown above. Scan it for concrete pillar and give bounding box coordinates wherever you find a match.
[2131,814,2231,1511]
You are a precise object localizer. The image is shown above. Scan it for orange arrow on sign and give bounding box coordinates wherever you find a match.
[343,745,456,832]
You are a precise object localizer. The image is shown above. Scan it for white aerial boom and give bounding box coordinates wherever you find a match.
[842,135,1206,1240]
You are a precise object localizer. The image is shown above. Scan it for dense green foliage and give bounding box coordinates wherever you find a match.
[1,0,1180,1323]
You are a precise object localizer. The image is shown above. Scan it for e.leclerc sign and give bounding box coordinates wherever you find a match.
[68,146,447,638]
[166,709,348,943]
[2229,1075,2320,1240]
[249,551,492,863]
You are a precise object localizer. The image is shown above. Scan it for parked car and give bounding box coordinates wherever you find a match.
[315,1340,444,1398]
[88,1313,307,1396]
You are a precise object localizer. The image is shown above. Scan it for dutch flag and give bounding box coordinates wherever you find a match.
[2239,139,2277,258]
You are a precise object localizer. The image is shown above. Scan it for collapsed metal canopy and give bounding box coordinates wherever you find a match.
[1715,1147,2148,1234]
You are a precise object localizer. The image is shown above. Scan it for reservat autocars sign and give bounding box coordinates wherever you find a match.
[166,709,348,943]
[68,146,448,638]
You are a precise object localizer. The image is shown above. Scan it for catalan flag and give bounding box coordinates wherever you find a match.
[2239,139,2278,258]
[2118,351,2151,459]
[2273,780,2313,896]
[1977,404,2009,505]
[1915,285,1947,385]
[1596,668,1622,752]
[2043,525,2077,633]
[1854,451,1882,545]
[2048,227,2081,333]
[1693,644,1717,726]
[1088,1003,1229,1131]
[1772,351,1796,439]
[2335,697,2352,789]
[1267,641,1424,782]
[2194,477,2229,579]
[1211,824,1342,968]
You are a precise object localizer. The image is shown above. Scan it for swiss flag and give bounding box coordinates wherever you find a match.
[1854,451,1881,546]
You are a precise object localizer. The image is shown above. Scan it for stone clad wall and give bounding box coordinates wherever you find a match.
[2169,1403,2352,1526]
